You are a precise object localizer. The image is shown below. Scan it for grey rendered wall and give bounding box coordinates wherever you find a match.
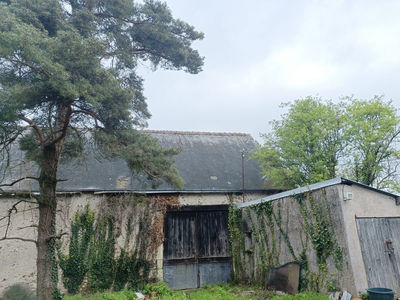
[0,193,165,294]
[235,186,357,294]
[0,191,265,294]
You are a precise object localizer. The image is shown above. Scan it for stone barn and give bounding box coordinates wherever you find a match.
[0,131,278,293]
[232,177,400,296]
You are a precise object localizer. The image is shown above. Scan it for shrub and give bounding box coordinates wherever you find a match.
[114,249,150,291]
[1,284,36,300]
[143,281,172,297]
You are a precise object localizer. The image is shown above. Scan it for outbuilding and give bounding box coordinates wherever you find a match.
[232,177,400,296]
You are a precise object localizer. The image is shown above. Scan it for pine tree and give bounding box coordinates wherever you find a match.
[0,1,203,298]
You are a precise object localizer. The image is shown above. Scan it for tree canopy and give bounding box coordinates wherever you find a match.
[0,0,204,185]
[0,0,204,298]
[254,96,400,192]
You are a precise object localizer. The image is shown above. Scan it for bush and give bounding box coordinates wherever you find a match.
[1,284,36,300]
[143,281,172,297]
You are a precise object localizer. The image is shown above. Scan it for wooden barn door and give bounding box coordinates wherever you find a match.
[163,205,231,289]
[356,217,400,291]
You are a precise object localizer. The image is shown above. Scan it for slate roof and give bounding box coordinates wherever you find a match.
[2,130,271,193]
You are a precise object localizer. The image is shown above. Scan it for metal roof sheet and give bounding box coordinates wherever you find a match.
[235,177,399,209]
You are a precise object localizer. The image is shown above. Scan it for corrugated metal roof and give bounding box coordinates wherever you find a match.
[235,177,400,209]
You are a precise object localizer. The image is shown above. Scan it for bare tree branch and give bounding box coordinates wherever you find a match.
[48,104,72,146]
[0,176,39,188]
[0,236,37,244]
[20,116,45,146]
[0,199,39,245]
[46,232,68,242]
[17,224,39,230]
[71,109,100,127]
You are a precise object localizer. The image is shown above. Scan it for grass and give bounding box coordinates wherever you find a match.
[63,290,138,300]
[63,283,330,300]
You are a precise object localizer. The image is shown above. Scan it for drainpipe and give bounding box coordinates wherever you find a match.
[241,151,245,203]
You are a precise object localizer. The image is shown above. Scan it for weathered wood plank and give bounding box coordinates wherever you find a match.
[163,206,231,289]
[356,218,400,291]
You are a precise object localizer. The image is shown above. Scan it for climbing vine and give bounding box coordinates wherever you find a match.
[57,205,94,293]
[296,193,343,270]
[230,189,344,292]
[58,193,178,294]
[228,200,246,282]
[87,216,116,291]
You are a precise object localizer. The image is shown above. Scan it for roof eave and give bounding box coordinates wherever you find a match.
[235,177,400,209]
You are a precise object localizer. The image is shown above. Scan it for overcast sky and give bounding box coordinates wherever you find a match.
[139,0,400,142]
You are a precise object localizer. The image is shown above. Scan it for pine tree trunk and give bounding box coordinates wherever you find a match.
[36,145,60,300]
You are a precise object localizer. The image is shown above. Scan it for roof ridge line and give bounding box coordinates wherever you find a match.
[142,130,251,137]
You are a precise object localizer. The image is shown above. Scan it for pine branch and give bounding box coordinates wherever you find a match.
[71,109,100,127]
[9,56,51,78]
[20,116,45,146]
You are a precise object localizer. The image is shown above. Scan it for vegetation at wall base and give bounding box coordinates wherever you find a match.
[0,284,37,300]
[63,289,138,300]
[62,283,330,300]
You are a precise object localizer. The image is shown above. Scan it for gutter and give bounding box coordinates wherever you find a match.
[1,189,280,196]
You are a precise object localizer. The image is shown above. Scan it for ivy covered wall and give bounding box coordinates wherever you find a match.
[229,186,356,293]
[56,193,180,293]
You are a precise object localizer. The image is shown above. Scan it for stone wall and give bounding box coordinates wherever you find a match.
[0,191,264,294]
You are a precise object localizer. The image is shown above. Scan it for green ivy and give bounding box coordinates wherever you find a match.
[114,248,150,291]
[58,198,155,294]
[297,249,309,291]
[231,190,344,292]
[58,205,95,294]
[228,202,245,282]
[88,217,116,291]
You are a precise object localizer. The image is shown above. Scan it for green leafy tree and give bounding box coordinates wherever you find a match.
[254,96,400,191]
[0,0,203,298]
[253,97,344,189]
[343,96,400,190]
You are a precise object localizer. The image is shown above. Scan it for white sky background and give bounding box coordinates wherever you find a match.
[139,0,400,142]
